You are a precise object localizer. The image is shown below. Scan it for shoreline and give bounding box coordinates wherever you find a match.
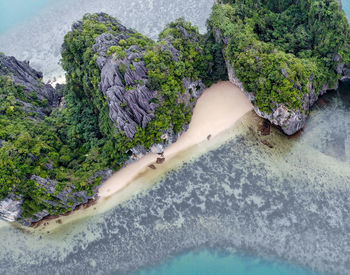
[27,81,253,231]
[98,81,253,198]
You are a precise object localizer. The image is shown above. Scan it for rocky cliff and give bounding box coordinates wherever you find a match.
[0,53,113,225]
[210,0,350,135]
[0,14,208,226]
[0,53,61,118]
[61,13,208,161]
[222,50,350,135]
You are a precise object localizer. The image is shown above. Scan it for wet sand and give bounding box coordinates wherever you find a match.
[98,81,253,198]
[29,80,253,232]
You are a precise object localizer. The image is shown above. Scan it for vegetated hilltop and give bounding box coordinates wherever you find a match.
[209,0,350,134]
[0,13,224,225]
[1,0,350,226]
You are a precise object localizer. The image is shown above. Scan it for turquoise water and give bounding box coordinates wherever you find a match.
[136,4,350,275]
[0,1,349,275]
[135,3,350,275]
[135,250,321,275]
[344,0,350,17]
[0,0,55,35]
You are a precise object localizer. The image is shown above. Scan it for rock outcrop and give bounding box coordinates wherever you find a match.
[0,15,206,226]
[212,3,350,135]
[0,170,113,226]
[93,33,158,139]
[19,171,113,226]
[226,59,314,135]
[89,14,205,160]
[91,17,205,141]
[0,54,101,225]
[338,0,343,8]
[0,54,66,224]
[223,46,350,136]
[0,53,61,118]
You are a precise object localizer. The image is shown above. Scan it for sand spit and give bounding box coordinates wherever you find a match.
[98,81,253,197]
[31,81,253,232]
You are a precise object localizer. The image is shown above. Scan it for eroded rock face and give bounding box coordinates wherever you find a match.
[338,0,343,8]
[0,54,65,225]
[93,29,205,140]
[225,60,307,134]
[91,16,205,160]
[216,30,350,135]
[0,53,62,118]
[91,26,157,139]
[0,15,206,226]
[12,171,113,226]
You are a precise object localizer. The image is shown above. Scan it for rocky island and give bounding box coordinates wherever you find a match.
[1,0,350,226]
[210,0,350,134]
[0,14,222,225]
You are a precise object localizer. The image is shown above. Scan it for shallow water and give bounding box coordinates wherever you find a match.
[0,0,214,81]
[1,1,350,275]
[0,0,56,35]
[1,83,350,274]
[134,82,350,275]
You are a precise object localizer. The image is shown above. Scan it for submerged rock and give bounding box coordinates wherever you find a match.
[258,120,271,136]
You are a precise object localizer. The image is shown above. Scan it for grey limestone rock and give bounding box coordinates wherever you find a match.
[338,0,342,8]
[18,172,112,226]
[0,54,65,225]
[93,20,206,140]
[0,169,112,226]
[93,30,158,139]
[215,28,350,135]
[0,53,62,118]
[89,169,114,186]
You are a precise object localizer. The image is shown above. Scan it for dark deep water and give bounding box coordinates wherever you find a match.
[0,1,350,275]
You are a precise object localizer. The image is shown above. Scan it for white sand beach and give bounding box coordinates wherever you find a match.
[30,80,253,231]
[98,81,253,198]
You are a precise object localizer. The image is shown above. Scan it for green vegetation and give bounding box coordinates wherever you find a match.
[0,14,217,221]
[209,0,350,113]
[0,76,94,218]
[2,2,349,222]
[60,14,217,157]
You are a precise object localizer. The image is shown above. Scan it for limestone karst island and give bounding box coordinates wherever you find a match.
[0,0,350,274]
